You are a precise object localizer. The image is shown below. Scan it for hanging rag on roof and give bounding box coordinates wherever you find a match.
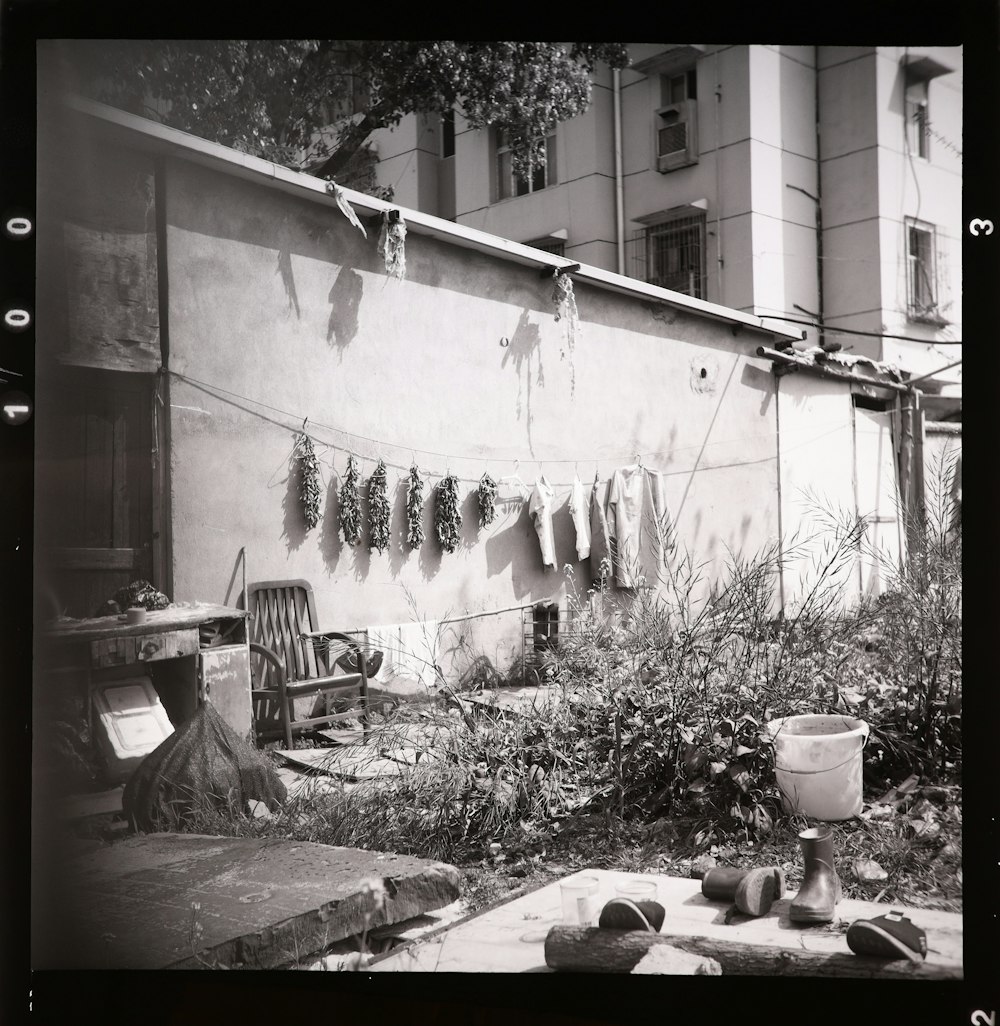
[589,473,614,585]
[606,464,673,589]
[325,181,367,238]
[568,475,591,560]
[377,211,407,279]
[528,475,557,570]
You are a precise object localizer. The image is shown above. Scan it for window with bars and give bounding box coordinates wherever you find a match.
[495,128,557,201]
[906,218,942,322]
[630,212,707,299]
[527,238,566,257]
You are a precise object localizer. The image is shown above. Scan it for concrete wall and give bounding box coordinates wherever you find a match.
[160,155,786,678]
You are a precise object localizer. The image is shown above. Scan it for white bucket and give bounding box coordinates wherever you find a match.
[767,714,870,821]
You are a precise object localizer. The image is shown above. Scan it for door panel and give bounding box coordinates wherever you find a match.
[37,368,155,618]
[853,405,904,598]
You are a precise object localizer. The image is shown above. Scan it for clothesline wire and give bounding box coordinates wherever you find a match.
[168,369,853,487]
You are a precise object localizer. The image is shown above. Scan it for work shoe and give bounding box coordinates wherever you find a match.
[789,826,842,924]
[598,898,662,932]
[847,912,927,962]
[702,866,787,907]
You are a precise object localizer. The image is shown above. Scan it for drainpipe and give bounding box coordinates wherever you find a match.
[714,49,724,301]
[814,45,825,351]
[613,67,625,275]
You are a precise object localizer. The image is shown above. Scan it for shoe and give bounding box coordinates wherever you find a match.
[734,868,779,917]
[702,866,787,906]
[847,912,927,962]
[789,826,842,924]
[598,898,655,932]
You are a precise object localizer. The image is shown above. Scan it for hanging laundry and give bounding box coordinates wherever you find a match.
[568,475,591,560]
[606,465,673,589]
[589,473,614,585]
[528,476,557,570]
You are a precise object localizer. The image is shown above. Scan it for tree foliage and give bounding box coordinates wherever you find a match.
[72,40,629,192]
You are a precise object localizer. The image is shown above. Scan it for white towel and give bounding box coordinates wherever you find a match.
[366,621,439,688]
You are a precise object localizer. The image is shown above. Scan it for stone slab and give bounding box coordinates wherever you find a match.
[39,832,461,970]
[370,869,962,975]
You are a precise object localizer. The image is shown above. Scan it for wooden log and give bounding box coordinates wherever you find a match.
[543,926,961,980]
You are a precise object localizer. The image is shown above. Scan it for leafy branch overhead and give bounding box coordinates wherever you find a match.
[69,40,629,189]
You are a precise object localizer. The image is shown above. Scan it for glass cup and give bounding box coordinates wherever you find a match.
[614,879,658,903]
[559,875,600,926]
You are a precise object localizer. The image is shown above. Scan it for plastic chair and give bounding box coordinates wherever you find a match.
[244,579,379,748]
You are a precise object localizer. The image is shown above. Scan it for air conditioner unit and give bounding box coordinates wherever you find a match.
[655,100,698,172]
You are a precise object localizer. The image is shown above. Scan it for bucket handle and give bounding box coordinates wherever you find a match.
[775,723,870,776]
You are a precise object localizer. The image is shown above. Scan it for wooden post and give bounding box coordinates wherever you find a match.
[543,926,961,980]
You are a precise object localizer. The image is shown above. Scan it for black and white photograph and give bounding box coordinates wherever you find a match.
[4,11,996,1025]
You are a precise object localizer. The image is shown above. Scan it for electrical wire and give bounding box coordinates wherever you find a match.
[167,368,852,489]
[756,312,962,346]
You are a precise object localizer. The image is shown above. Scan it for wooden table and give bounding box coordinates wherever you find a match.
[369,869,963,977]
[39,602,252,741]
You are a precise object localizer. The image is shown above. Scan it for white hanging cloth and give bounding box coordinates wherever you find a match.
[528,475,557,570]
[568,475,591,560]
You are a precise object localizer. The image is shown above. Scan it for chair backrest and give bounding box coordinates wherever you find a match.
[245,580,321,683]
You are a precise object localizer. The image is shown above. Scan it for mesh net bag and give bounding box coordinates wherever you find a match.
[123,702,286,832]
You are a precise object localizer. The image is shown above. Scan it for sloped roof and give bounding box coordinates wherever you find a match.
[56,93,802,346]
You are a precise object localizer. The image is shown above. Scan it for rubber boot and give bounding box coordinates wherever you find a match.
[702,867,786,918]
[789,826,842,924]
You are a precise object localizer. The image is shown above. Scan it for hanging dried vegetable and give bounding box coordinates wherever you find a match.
[339,453,362,545]
[435,474,463,554]
[477,472,498,528]
[295,431,322,531]
[406,464,425,548]
[368,459,391,554]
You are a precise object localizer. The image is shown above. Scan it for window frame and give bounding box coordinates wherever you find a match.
[905,217,943,323]
[494,127,557,201]
[904,79,930,160]
[632,209,708,300]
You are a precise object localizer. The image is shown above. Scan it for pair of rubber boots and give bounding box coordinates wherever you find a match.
[533,602,560,651]
[702,826,842,923]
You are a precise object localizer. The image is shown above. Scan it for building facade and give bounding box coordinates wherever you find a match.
[367,45,962,397]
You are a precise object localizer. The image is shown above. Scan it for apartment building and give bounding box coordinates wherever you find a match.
[366,45,962,407]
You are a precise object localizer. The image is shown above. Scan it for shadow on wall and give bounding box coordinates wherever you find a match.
[319,473,342,575]
[280,453,307,553]
[277,246,300,318]
[388,477,411,579]
[484,500,570,600]
[327,266,364,352]
[500,308,544,458]
[460,490,480,551]
[740,361,776,416]
[418,492,442,581]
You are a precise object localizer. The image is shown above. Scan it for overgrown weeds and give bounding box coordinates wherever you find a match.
[150,461,959,917]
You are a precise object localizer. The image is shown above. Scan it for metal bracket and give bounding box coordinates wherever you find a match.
[540,263,581,279]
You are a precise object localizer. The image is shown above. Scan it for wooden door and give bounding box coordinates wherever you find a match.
[36,368,157,618]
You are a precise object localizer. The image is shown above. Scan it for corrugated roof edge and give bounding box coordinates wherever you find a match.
[60,93,802,344]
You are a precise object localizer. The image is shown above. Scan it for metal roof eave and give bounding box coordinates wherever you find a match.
[60,94,801,345]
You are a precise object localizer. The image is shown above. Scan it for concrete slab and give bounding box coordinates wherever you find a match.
[39,832,461,969]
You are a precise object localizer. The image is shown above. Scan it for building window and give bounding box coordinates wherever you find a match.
[527,238,565,257]
[441,108,455,158]
[906,218,942,323]
[495,128,557,201]
[905,79,929,159]
[654,68,698,172]
[630,211,707,299]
